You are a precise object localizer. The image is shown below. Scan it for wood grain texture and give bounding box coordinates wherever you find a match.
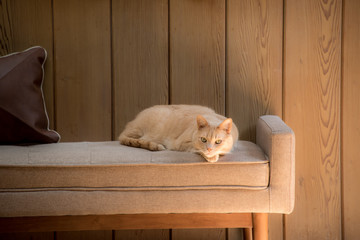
[268,214,282,240]
[284,0,341,239]
[0,213,252,233]
[56,231,112,240]
[114,230,169,240]
[342,0,360,239]
[227,228,244,240]
[226,0,283,142]
[54,0,111,141]
[170,6,225,239]
[170,0,225,115]
[172,228,226,240]
[1,0,55,128]
[0,232,54,240]
[112,0,168,137]
[226,1,283,239]
[0,0,12,55]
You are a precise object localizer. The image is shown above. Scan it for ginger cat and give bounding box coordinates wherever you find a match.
[119,105,238,162]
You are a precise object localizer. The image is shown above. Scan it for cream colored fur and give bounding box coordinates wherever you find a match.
[119,105,238,162]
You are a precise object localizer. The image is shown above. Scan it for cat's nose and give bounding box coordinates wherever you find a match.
[207,147,212,152]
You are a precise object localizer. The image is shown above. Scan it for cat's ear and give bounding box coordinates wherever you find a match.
[197,115,208,129]
[218,118,232,134]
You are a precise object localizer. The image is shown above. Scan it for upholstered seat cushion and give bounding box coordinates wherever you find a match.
[0,116,295,217]
[0,141,268,191]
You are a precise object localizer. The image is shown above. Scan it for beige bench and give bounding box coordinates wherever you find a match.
[0,115,294,240]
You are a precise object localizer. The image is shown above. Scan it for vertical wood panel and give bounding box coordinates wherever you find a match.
[112,0,168,137]
[112,0,168,237]
[227,0,283,142]
[284,0,341,239]
[0,0,55,128]
[0,232,54,240]
[268,214,283,240]
[114,229,169,240]
[170,0,225,115]
[227,228,244,240]
[56,230,112,240]
[172,228,226,240]
[0,0,12,55]
[54,0,111,141]
[170,0,226,238]
[227,1,283,239]
[342,0,360,239]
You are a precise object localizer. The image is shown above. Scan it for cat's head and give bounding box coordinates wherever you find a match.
[193,115,234,163]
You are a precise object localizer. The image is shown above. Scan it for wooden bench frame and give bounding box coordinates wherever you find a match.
[0,213,268,240]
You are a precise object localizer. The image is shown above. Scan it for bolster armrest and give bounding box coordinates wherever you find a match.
[256,115,295,214]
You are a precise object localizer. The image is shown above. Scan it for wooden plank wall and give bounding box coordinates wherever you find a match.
[54,0,112,141]
[284,0,342,239]
[113,0,169,136]
[342,0,360,239]
[0,0,359,239]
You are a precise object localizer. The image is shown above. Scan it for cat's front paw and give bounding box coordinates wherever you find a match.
[148,142,166,151]
[204,155,219,163]
[156,144,166,151]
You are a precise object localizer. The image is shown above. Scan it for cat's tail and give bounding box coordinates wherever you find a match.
[119,130,165,151]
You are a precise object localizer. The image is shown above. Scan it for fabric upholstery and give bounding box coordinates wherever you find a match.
[256,115,295,214]
[0,115,295,217]
[0,141,268,190]
[0,47,60,144]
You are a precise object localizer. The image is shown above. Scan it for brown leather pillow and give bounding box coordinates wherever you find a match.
[0,47,60,144]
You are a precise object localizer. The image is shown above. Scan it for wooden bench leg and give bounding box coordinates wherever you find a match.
[244,227,253,240]
[253,213,268,240]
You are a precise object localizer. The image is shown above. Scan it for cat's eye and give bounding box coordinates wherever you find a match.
[200,137,207,143]
[215,139,222,144]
